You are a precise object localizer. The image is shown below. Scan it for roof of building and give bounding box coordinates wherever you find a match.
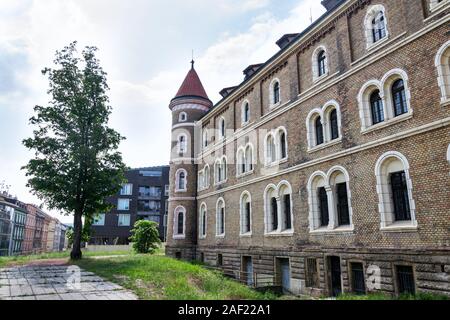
[173,61,211,103]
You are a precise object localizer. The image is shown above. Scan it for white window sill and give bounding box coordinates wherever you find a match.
[199,235,207,240]
[173,235,186,240]
[216,234,225,239]
[429,1,449,14]
[366,35,390,52]
[313,72,329,84]
[214,180,228,187]
[310,225,354,235]
[236,170,254,178]
[240,232,252,238]
[361,112,413,134]
[380,221,418,233]
[269,102,281,110]
[265,158,288,168]
[175,189,187,193]
[441,98,450,107]
[308,137,342,153]
[264,230,294,237]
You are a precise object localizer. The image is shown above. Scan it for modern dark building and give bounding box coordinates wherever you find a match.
[90,166,170,245]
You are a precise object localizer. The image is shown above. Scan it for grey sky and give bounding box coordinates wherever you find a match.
[0,0,325,223]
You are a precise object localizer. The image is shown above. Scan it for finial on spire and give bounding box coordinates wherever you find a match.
[191,49,195,69]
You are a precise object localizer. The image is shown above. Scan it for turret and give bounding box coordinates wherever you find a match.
[166,61,212,260]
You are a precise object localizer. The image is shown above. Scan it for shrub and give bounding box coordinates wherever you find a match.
[129,220,161,254]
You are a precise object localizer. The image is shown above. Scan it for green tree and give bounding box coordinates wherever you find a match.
[22,42,126,260]
[130,220,161,254]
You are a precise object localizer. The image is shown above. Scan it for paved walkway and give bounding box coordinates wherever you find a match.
[0,264,138,300]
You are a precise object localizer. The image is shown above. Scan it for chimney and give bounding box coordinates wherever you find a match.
[321,0,344,11]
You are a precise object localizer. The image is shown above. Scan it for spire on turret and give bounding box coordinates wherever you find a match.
[172,61,210,103]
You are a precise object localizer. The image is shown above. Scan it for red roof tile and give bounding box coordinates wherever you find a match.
[174,65,210,101]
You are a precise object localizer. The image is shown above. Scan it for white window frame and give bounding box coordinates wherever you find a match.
[375,151,417,231]
[177,133,188,155]
[269,78,281,108]
[179,112,187,122]
[357,69,412,132]
[120,183,133,196]
[118,214,131,227]
[117,199,130,211]
[264,127,288,166]
[263,180,294,236]
[435,40,450,104]
[241,100,250,125]
[214,156,227,185]
[239,191,252,236]
[306,100,343,150]
[198,203,207,239]
[216,198,226,238]
[364,4,389,50]
[173,206,186,239]
[312,45,329,82]
[175,168,188,192]
[218,117,226,140]
[307,166,354,233]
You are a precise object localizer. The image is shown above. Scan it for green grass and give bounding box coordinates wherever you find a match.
[74,254,278,300]
[0,250,131,268]
[336,292,449,300]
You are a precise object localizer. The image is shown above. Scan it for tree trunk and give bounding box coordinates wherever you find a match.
[70,210,83,260]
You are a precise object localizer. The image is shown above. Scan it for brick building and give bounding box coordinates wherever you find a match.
[166,0,450,297]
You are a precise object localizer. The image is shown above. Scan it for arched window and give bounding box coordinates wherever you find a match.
[245,145,253,172]
[370,90,384,125]
[435,40,450,103]
[178,135,187,154]
[279,130,287,159]
[199,204,207,239]
[240,192,252,235]
[202,130,208,149]
[237,148,246,175]
[318,50,327,77]
[242,101,250,124]
[330,109,339,140]
[270,79,281,106]
[375,152,417,230]
[372,12,386,43]
[173,206,186,239]
[392,79,408,117]
[176,169,187,192]
[315,117,324,145]
[216,198,226,237]
[221,157,227,181]
[364,5,389,49]
[179,112,187,122]
[279,184,292,231]
[266,134,276,164]
[204,165,210,188]
[270,197,278,232]
[307,167,353,232]
[264,181,294,235]
[219,117,226,139]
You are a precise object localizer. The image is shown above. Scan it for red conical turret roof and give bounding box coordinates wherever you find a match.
[173,61,210,101]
